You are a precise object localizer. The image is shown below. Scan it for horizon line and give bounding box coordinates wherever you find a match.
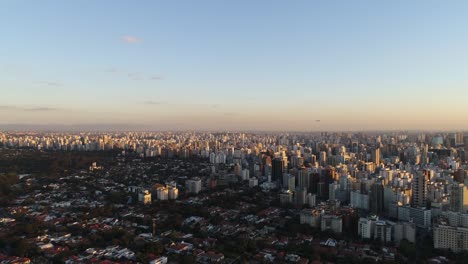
[0,124,467,134]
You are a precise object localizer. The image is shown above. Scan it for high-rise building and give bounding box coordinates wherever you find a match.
[371,179,385,214]
[411,171,427,208]
[450,183,468,213]
[454,169,466,184]
[295,188,307,206]
[306,193,316,207]
[358,216,377,239]
[297,169,310,191]
[329,181,340,201]
[291,155,304,168]
[455,132,464,146]
[319,151,327,166]
[272,158,283,183]
[372,148,381,165]
[287,174,295,192]
[350,190,370,210]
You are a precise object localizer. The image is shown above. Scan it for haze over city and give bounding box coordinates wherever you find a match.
[2,1,468,131]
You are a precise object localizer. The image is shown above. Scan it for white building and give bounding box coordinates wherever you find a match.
[358,216,377,239]
[321,215,342,233]
[249,177,258,187]
[156,187,169,201]
[185,178,202,194]
[434,225,468,252]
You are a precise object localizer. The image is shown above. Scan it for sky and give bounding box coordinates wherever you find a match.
[1,0,468,131]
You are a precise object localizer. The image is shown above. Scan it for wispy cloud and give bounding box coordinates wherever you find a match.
[150,75,164,80]
[0,105,17,110]
[105,67,165,81]
[25,107,59,112]
[143,101,168,105]
[127,72,142,80]
[122,35,142,43]
[0,105,60,112]
[40,81,61,86]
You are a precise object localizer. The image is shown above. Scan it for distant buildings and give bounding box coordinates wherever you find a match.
[4,130,468,257]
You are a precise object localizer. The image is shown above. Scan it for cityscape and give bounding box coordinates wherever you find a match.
[0,131,468,263]
[2,1,468,263]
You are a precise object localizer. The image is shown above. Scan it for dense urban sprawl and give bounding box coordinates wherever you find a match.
[0,131,467,263]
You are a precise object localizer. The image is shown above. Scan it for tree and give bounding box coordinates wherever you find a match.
[398,239,416,261]
[11,239,30,257]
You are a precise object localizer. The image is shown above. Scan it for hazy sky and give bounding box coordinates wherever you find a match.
[1,0,468,131]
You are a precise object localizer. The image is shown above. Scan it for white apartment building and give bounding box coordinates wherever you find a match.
[185,178,202,194]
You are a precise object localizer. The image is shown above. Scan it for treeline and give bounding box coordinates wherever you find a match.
[0,150,118,176]
[0,173,18,196]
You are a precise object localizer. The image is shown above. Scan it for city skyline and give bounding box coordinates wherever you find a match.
[2,1,468,131]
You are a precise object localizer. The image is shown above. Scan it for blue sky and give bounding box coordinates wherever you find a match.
[1,0,468,130]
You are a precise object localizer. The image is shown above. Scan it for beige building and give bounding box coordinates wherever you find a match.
[138,190,152,205]
[450,184,468,212]
[300,209,321,228]
[168,186,179,200]
[156,187,169,201]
